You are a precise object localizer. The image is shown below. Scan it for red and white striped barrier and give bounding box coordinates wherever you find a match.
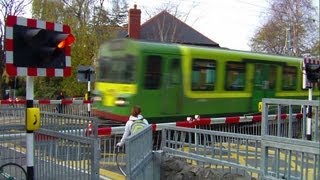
[0,99,92,105]
[87,113,303,137]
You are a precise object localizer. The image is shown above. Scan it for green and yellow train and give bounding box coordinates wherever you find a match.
[92,39,319,123]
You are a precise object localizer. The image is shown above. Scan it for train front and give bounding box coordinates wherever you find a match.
[92,39,139,123]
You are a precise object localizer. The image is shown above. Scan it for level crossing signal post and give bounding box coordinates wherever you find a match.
[302,55,320,140]
[5,15,74,180]
[77,66,95,116]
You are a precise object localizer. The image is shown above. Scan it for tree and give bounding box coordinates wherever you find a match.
[250,0,319,56]
[109,0,128,26]
[31,0,128,98]
[0,0,32,41]
[0,0,32,99]
[250,20,288,55]
[141,0,199,43]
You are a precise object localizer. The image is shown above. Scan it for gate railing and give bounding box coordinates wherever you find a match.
[1,98,319,179]
[34,129,100,179]
[0,107,26,179]
[124,125,155,180]
[161,126,262,179]
[261,98,320,179]
[0,107,100,179]
[159,98,320,180]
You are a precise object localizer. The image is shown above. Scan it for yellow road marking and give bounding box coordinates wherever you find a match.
[100,168,125,180]
[178,143,315,178]
[0,142,126,180]
[1,141,316,179]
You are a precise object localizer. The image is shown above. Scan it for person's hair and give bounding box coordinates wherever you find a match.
[131,105,141,117]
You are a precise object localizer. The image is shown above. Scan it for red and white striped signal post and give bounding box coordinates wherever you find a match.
[5,15,75,180]
[302,55,320,140]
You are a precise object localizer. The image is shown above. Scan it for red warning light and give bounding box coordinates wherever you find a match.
[57,34,75,49]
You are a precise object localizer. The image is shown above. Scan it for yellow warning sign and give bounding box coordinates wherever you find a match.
[27,108,40,131]
[258,102,262,112]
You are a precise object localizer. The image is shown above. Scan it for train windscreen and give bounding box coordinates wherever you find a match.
[97,55,135,83]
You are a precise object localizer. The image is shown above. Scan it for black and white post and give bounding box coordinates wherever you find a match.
[77,66,95,117]
[87,72,91,116]
[26,76,34,180]
[306,88,312,140]
[303,55,320,140]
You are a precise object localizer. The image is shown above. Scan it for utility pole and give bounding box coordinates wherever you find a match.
[286,27,292,56]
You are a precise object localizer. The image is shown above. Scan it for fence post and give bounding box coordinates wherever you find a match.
[152,150,163,180]
[91,138,100,180]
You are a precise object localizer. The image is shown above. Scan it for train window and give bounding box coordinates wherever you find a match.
[97,55,135,83]
[225,62,246,91]
[268,66,277,89]
[144,55,162,89]
[282,66,297,90]
[253,64,276,90]
[170,59,181,85]
[98,57,108,80]
[191,59,216,91]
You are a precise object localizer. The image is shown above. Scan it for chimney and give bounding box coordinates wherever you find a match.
[128,4,141,39]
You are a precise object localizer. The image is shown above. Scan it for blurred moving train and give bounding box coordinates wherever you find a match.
[92,39,319,123]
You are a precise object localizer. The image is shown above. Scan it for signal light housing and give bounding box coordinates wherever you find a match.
[303,56,320,88]
[5,15,74,77]
[305,64,320,83]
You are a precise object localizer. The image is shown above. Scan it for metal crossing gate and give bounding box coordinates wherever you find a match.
[160,98,320,179]
[261,98,319,179]
[1,98,319,179]
[0,107,100,180]
[125,125,155,180]
[34,112,100,180]
[0,107,26,179]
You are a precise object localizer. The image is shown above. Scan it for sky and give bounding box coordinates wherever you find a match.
[128,0,320,51]
[24,0,319,51]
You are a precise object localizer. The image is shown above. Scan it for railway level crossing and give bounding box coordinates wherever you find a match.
[2,14,319,179]
[0,98,319,179]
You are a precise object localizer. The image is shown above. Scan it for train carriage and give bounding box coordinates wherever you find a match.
[92,39,319,123]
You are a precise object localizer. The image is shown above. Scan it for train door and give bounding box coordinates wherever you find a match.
[142,54,163,117]
[142,54,181,117]
[251,64,277,112]
[161,57,182,114]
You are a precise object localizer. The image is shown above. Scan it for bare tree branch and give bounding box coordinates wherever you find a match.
[142,0,199,43]
[250,0,319,56]
[0,0,32,99]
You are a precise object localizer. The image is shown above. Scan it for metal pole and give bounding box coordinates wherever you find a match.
[306,88,312,140]
[87,70,91,117]
[14,77,17,99]
[287,27,292,56]
[26,76,34,180]
[87,80,91,116]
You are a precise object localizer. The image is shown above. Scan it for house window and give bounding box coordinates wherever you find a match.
[191,59,216,91]
[144,55,162,89]
[225,62,246,91]
[282,66,297,90]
